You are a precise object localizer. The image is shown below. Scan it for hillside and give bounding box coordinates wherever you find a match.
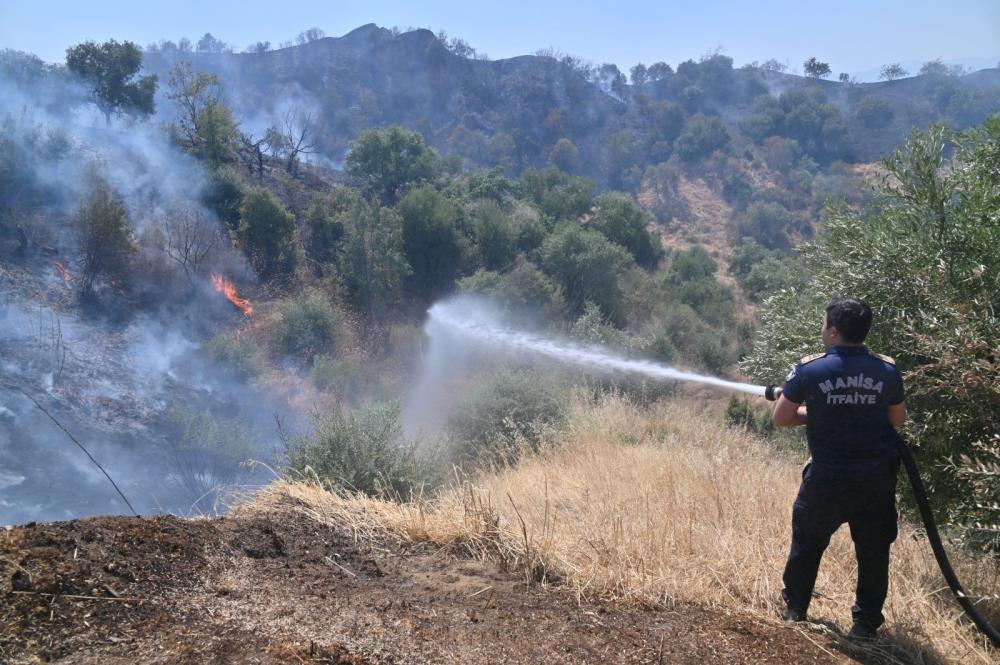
[139,24,1000,184]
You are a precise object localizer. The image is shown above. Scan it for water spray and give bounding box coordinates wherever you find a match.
[427,299,999,647]
[428,302,780,399]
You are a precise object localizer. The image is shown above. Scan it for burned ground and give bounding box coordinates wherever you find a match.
[0,491,854,664]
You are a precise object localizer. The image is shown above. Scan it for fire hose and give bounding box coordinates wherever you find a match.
[763,385,1000,648]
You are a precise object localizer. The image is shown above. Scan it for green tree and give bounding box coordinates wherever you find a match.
[674,114,730,161]
[630,63,649,86]
[728,238,806,301]
[65,40,156,126]
[345,126,437,204]
[919,59,949,77]
[878,63,909,81]
[396,186,466,302]
[803,57,832,79]
[196,100,238,165]
[736,201,797,249]
[79,184,135,290]
[305,190,353,265]
[458,257,565,318]
[548,138,580,173]
[238,187,297,280]
[517,167,593,221]
[166,62,220,150]
[537,222,632,323]
[339,200,411,321]
[744,119,1000,547]
[202,165,245,230]
[589,192,663,269]
[855,96,895,129]
[468,199,518,272]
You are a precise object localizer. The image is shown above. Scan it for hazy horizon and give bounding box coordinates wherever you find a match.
[1,0,998,80]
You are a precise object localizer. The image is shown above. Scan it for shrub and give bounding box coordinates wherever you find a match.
[79,184,135,291]
[305,191,348,265]
[447,367,569,465]
[855,96,895,129]
[239,186,297,280]
[285,402,434,498]
[345,126,437,203]
[517,167,593,221]
[164,406,259,507]
[274,292,342,361]
[458,258,565,319]
[468,199,518,271]
[537,222,633,324]
[674,114,730,161]
[729,238,807,301]
[206,331,266,379]
[589,192,664,269]
[397,185,466,301]
[202,165,245,229]
[724,395,775,436]
[736,201,796,249]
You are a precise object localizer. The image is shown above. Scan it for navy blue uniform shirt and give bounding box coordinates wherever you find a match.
[782,346,904,479]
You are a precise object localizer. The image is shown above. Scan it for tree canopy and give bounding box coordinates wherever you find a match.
[66,40,157,125]
[346,126,437,204]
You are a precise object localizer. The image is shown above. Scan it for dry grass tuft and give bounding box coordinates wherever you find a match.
[242,395,998,664]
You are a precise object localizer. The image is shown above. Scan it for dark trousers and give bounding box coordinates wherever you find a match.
[781,465,898,628]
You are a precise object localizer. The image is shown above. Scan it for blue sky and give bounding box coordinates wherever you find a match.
[2,0,998,75]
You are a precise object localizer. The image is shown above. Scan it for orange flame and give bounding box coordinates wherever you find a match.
[53,260,77,286]
[210,274,253,316]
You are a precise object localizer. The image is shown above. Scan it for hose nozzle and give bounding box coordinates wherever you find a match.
[764,385,782,401]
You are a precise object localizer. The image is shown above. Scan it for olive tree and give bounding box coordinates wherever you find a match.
[744,119,1000,549]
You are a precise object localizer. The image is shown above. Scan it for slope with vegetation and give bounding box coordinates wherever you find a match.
[1,25,998,663]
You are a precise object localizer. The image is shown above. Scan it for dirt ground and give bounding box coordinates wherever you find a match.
[1,495,855,664]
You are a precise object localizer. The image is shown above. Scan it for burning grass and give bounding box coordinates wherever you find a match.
[242,395,998,664]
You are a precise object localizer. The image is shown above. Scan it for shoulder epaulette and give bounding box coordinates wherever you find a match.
[799,352,826,365]
[873,352,895,365]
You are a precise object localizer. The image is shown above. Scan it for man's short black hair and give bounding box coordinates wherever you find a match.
[825,298,872,343]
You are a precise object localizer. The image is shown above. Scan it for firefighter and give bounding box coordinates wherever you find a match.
[771,298,906,639]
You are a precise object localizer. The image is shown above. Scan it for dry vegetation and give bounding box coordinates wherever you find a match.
[244,395,1000,664]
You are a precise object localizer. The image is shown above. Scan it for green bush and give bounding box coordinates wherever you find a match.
[305,191,349,265]
[207,331,266,379]
[736,201,796,249]
[78,183,135,291]
[589,192,664,269]
[674,114,730,161]
[517,167,594,221]
[458,258,565,318]
[274,292,342,361]
[447,367,569,465]
[537,221,632,324]
[663,246,736,327]
[397,185,466,301]
[202,165,245,229]
[345,126,437,203]
[164,406,259,506]
[285,402,434,498]
[724,395,775,436]
[729,238,807,302]
[855,96,895,130]
[239,186,297,280]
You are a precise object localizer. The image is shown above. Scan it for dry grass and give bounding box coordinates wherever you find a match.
[242,395,999,664]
